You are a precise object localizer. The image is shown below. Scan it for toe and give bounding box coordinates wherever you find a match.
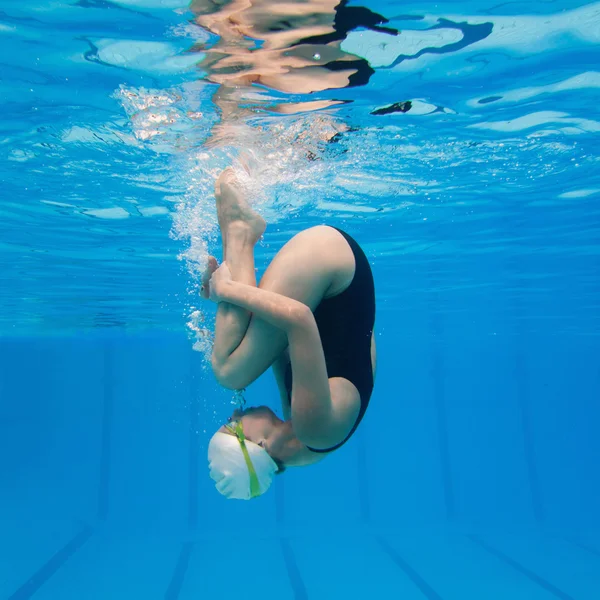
[215,167,237,195]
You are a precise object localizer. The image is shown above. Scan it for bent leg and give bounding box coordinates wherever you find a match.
[212,225,355,391]
[211,168,266,368]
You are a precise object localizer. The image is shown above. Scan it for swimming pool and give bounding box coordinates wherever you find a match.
[1,0,599,598]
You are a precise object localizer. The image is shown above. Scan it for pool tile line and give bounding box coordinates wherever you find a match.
[431,345,454,521]
[375,536,443,600]
[279,538,309,600]
[8,525,94,600]
[515,352,544,524]
[563,536,600,559]
[164,542,194,600]
[468,534,574,600]
[356,428,370,523]
[275,480,308,600]
[188,355,200,531]
[98,344,114,521]
[428,292,454,521]
[275,473,285,524]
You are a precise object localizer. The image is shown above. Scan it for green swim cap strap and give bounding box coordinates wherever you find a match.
[225,421,261,499]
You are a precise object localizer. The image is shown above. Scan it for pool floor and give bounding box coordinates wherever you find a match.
[3,521,600,599]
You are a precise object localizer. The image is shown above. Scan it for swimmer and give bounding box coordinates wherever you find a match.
[202,167,376,499]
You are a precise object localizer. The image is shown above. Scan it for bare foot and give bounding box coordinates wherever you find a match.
[215,167,266,243]
[200,256,218,299]
[237,150,259,177]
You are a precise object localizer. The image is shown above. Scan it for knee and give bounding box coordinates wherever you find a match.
[211,355,235,389]
[211,354,248,391]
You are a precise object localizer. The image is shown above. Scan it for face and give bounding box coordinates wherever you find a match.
[219,406,281,451]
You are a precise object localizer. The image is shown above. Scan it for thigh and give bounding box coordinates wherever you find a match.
[217,225,355,390]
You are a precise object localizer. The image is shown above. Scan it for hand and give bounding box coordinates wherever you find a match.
[209,261,232,302]
[200,256,218,300]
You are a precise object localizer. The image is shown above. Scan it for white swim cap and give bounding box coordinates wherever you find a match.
[208,430,278,500]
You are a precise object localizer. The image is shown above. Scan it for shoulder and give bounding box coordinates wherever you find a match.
[299,377,361,451]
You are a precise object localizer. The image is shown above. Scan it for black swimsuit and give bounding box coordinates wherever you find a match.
[284,226,376,453]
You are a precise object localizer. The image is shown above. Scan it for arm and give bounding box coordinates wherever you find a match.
[215,278,311,333]
[272,352,292,421]
[213,274,334,445]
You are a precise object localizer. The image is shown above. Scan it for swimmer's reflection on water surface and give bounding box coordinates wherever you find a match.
[188,0,398,141]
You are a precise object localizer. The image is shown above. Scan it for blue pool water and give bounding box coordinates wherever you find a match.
[1,1,600,598]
